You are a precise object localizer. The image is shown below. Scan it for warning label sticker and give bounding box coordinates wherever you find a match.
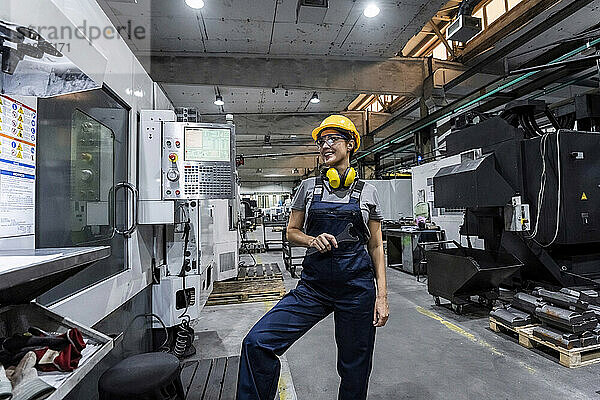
[582,192,588,201]
[0,95,36,239]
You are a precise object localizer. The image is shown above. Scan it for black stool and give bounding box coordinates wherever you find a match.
[99,353,185,400]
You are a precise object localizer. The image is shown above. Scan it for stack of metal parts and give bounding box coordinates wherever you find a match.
[490,288,600,350]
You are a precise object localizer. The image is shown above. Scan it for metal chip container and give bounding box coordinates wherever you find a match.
[427,246,521,313]
[0,247,114,399]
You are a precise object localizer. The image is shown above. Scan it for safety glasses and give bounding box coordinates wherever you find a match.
[315,134,348,148]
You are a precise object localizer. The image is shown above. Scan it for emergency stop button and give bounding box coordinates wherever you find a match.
[168,153,178,162]
[175,190,181,196]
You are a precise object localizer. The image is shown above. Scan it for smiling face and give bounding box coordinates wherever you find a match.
[317,128,355,167]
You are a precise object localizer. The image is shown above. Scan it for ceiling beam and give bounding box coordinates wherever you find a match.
[148,56,431,96]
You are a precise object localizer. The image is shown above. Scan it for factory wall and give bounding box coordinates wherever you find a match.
[240,182,295,194]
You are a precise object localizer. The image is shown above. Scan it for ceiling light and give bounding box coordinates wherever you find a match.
[363,3,380,18]
[310,93,320,104]
[185,0,204,9]
[214,95,224,106]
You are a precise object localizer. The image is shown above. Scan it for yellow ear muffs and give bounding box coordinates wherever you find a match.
[324,167,356,189]
[344,167,357,187]
[325,168,341,189]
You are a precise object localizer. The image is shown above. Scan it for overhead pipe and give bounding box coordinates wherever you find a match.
[354,37,600,162]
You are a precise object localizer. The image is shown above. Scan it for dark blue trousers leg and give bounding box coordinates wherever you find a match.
[236,283,332,400]
[334,284,376,400]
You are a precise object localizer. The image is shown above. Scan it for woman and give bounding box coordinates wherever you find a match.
[237,115,389,400]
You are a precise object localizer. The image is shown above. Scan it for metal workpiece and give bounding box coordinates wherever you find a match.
[560,288,600,306]
[511,293,546,315]
[532,326,582,350]
[534,288,589,311]
[490,307,533,327]
[534,305,598,334]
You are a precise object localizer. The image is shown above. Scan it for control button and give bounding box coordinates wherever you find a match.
[166,140,172,147]
[175,141,181,148]
[166,190,172,195]
[167,169,180,182]
[168,153,178,162]
[175,190,181,196]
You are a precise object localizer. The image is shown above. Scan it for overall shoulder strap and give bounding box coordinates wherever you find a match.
[312,177,324,201]
[349,180,365,203]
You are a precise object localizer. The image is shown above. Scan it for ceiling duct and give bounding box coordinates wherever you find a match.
[446,0,482,43]
[297,0,329,24]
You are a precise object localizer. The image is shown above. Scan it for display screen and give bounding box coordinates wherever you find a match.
[184,127,231,162]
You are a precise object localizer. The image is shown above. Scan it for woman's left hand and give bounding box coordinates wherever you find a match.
[373,295,389,327]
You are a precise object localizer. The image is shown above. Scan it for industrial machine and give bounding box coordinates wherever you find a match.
[428,96,600,311]
[138,110,238,355]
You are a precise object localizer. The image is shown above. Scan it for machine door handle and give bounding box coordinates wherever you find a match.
[113,182,139,238]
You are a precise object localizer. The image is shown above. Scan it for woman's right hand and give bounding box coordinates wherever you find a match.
[308,233,338,253]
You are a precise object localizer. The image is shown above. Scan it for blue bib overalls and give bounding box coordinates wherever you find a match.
[237,178,376,400]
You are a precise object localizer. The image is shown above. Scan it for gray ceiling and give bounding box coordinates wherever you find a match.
[96,0,446,182]
[103,0,446,58]
[161,84,358,114]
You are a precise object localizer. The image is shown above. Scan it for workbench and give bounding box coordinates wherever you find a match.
[384,228,445,275]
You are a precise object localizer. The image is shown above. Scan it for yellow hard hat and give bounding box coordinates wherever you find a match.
[311,114,361,150]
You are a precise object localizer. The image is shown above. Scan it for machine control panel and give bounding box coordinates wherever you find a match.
[162,122,235,200]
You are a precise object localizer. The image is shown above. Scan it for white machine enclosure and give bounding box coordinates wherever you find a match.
[139,110,239,327]
[211,199,239,282]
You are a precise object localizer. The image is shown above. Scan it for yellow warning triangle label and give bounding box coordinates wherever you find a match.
[17,131,22,138]
[582,192,588,200]
[17,123,22,130]
[0,98,3,104]
[18,107,23,114]
[17,143,22,151]
[17,115,22,122]
[0,116,2,122]
[16,151,22,159]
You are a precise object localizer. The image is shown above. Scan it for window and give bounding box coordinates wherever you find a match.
[485,0,507,25]
[36,88,130,305]
[432,42,448,60]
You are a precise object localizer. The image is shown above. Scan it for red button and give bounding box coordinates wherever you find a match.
[175,190,180,196]
[175,141,181,148]
[168,153,177,162]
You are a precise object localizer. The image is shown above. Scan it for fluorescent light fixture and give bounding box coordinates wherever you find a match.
[290,134,297,138]
[310,92,320,104]
[214,95,224,106]
[185,0,204,9]
[264,174,286,177]
[363,3,380,18]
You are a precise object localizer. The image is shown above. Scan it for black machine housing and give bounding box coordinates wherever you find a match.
[433,97,600,289]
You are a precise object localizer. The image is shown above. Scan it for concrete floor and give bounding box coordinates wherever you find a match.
[195,248,600,399]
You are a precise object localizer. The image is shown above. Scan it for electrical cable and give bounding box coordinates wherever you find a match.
[525,131,562,247]
[120,313,170,353]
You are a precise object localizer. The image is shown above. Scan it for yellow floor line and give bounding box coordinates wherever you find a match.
[416,306,500,355]
[415,306,537,373]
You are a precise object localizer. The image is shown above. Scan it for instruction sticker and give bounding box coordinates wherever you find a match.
[0,95,36,238]
[582,192,588,201]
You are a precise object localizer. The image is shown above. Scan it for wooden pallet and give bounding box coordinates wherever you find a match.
[181,356,239,400]
[206,278,286,306]
[490,317,600,368]
[237,263,282,281]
